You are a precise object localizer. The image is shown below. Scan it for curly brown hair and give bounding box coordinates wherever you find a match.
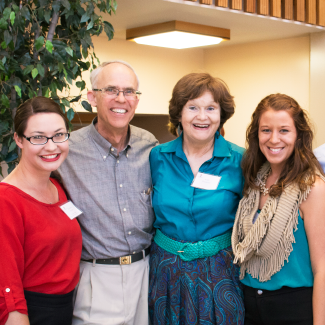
[168,73,235,136]
[242,93,323,197]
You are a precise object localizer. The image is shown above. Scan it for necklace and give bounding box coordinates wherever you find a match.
[259,168,272,196]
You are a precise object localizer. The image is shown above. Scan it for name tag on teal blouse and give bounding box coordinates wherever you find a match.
[191,172,221,190]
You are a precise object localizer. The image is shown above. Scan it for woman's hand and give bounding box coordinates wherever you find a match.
[301,177,325,325]
[5,311,29,325]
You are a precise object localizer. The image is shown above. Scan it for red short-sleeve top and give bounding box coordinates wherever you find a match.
[0,178,82,325]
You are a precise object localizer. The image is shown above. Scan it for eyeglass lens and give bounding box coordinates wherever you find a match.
[30,133,69,144]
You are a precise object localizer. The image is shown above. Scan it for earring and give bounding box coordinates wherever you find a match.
[177,123,182,136]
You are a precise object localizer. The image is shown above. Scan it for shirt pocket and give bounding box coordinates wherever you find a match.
[140,191,152,208]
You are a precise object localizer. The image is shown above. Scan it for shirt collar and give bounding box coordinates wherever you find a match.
[88,117,132,157]
[160,132,231,158]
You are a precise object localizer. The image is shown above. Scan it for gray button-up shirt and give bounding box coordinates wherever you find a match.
[58,119,158,259]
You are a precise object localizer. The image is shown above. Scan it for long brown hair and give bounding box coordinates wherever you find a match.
[168,73,235,136]
[242,93,323,197]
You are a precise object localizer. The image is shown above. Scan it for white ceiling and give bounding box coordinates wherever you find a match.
[104,0,325,48]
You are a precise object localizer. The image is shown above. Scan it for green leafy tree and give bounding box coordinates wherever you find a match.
[0,0,116,175]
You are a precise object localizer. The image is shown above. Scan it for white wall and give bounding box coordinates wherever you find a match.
[204,36,310,147]
[72,36,312,148]
[310,31,325,148]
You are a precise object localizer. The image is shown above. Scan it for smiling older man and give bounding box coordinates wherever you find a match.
[58,61,158,325]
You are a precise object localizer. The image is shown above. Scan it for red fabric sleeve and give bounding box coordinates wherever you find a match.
[0,189,28,325]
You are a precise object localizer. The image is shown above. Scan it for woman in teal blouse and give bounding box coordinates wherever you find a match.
[148,73,245,325]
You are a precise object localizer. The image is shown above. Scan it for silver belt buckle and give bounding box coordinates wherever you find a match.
[120,255,132,265]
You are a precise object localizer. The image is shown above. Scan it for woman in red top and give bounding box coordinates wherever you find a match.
[0,97,82,325]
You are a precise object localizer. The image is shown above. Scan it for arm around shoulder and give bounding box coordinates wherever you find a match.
[300,177,325,325]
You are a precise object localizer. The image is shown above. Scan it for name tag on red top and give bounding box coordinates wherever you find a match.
[191,172,221,190]
[60,201,83,220]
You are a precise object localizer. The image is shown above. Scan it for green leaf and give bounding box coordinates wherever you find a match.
[1,41,6,49]
[45,40,53,53]
[50,81,57,94]
[8,141,16,152]
[0,109,6,114]
[112,0,118,14]
[76,80,85,91]
[66,108,75,121]
[81,100,92,112]
[36,63,45,77]
[10,11,15,26]
[0,120,9,134]
[14,85,22,98]
[87,20,94,30]
[0,61,4,71]
[82,48,88,59]
[35,36,44,51]
[61,0,71,10]
[44,9,51,23]
[65,46,73,57]
[5,151,18,163]
[60,103,66,113]
[61,98,70,107]
[80,13,90,23]
[103,21,114,40]
[3,7,11,20]
[7,162,17,174]
[70,95,81,103]
[12,4,19,13]
[52,1,61,13]
[63,67,67,78]
[1,94,10,108]
[72,64,79,74]
[44,88,50,98]
[28,88,37,99]
[0,18,8,30]
[4,30,12,46]
[23,65,34,75]
[32,68,38,79]
[21,6,30,21]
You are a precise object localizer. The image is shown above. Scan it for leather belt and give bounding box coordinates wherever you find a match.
[81,247,150,265]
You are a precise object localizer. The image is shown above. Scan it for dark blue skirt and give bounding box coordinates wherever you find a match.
[149,241,245,325]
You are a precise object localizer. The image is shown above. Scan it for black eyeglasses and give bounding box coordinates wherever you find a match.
[92,87,142,99]
[23,133,70,145]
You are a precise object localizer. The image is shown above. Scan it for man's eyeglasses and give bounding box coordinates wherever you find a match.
[92,87,141,99]
[23,133,70,145]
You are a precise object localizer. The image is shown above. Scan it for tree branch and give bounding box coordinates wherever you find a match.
[47,0,61,42]
[11,86,17,122]
[33,27,40,61]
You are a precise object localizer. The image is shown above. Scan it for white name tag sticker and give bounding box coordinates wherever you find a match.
[60,201,83,220]
[191,172,221,190]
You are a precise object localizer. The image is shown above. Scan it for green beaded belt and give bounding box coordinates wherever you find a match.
[154,229,232,262]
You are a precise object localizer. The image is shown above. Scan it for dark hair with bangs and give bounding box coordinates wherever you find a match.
[15,96,69,137]
[242,93,324,197]
[168,73,235,136]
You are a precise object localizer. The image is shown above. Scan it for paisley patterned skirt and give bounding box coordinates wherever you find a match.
[149,240,245,325]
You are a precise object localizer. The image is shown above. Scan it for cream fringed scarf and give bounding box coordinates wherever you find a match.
[231,162,324,282]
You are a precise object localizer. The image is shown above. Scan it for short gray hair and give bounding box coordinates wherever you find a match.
[90,60,140,89]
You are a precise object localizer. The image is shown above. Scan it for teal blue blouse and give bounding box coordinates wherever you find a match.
[149,134,244,242]
[241,211,313,290]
